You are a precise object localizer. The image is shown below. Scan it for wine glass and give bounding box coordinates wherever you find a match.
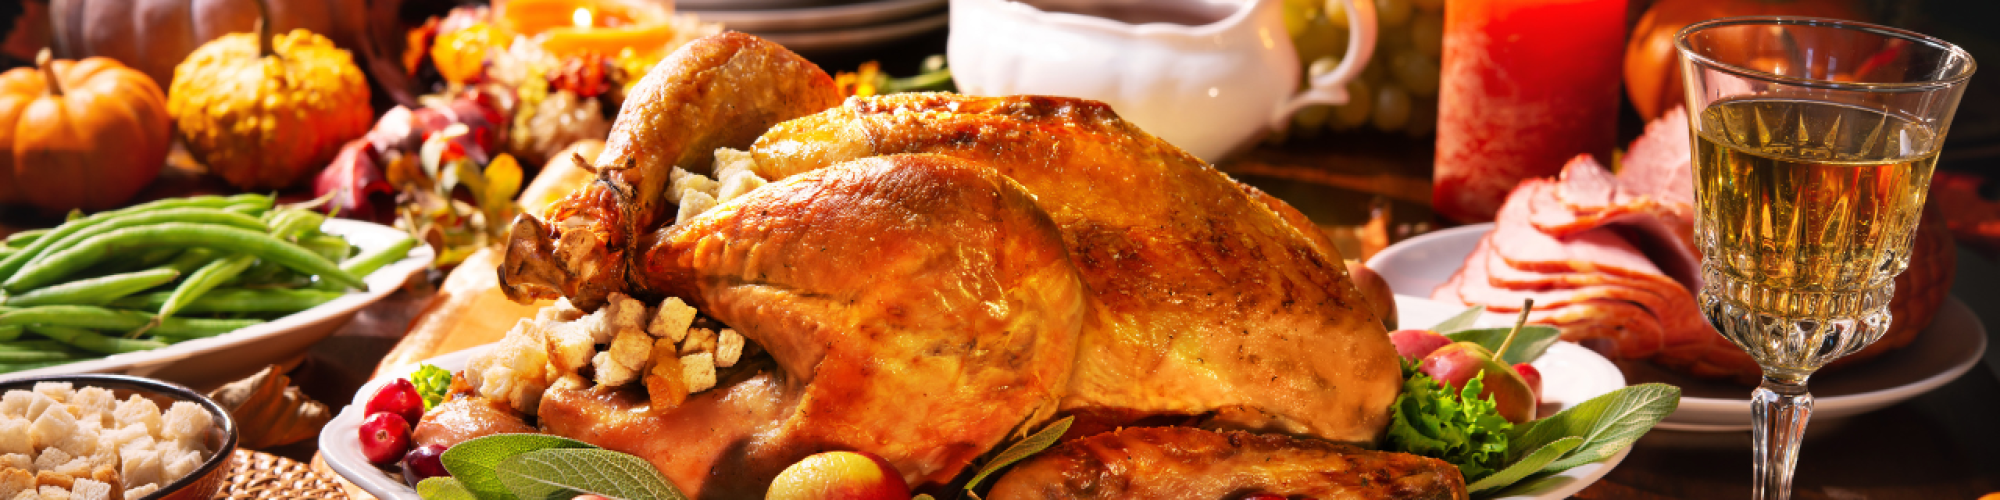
[1675,17,1974,500]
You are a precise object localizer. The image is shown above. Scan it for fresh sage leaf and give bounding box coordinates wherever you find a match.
[1512,383,1681,473]
[1467,436,1581,493]
[440,433,599,500]
[416,477,479,500]
[1431,305,1486,333]
[963,416,1074,491]
[496,448,688,500]
[1445,325,1561,364]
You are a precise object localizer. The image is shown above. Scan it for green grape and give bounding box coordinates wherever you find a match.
[1293,13,1344,66]
[1371,84,1412,132]
[1324,0,1349,29]
[1391,51,1440,97]
[1411,0,1444,11]
[1293,104,1334,136]
[1284,0,1319,37]
[1409,12,1444,58]
[1406,97,1439,136]
[1375,0,1412,28]
[1330,79,1374,131]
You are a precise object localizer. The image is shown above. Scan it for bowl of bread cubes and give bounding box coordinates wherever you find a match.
[0,374,238,500]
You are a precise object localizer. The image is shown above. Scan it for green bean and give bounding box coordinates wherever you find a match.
[108,288,343,314]
[18,208,267,267]
[0,194,269,279]
[0,340,68,352]
[341,236,420,277]
[2,269,180,307]
[0,325,17,341]
[162,248,218,274]
[0,306,261,337]
[0,350,80,363]
[3,223,365,292]
[26,325,167,354]
[158,256,254,318]
[4,229,49,248]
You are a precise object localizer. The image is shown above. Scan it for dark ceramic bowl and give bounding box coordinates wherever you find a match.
[0,374,239,500]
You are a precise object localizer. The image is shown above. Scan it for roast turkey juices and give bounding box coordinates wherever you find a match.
[459,32,1457,498]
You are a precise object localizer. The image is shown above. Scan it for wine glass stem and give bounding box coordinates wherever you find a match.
[1751,376,1813,500]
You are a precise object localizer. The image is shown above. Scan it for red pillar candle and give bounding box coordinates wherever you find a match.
[1432,0,1628,223]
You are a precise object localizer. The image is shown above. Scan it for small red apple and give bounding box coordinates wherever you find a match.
[766,450,911,500]
[1418,342,1538,424]
[1388,329,1454,360]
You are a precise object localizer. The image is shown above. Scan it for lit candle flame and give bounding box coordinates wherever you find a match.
[573,7,593,28]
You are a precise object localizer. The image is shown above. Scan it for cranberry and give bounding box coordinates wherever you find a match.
[366,379,426,426]
[401,444,450,486]
[360,412,413,466]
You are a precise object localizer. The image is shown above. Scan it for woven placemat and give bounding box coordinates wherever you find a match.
[216,449,352,500]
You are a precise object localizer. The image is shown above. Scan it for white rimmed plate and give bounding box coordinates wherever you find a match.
[751,11,947,53]
[0,218,432,390]
[688,0,944,33]
[323,314,1633,500]
[1370,224,1990,432]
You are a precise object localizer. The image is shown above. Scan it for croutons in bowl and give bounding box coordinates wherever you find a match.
[0,374,239,500]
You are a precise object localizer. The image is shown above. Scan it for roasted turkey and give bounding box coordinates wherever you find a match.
[498,32,1412,496]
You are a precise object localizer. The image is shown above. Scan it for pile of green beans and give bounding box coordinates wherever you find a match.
[0,194,420,373]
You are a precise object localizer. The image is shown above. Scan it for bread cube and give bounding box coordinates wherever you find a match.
[716,170,767,203]
[680,328,716,356]
[31,406,85,456]
[544,320,598,377]
[716,329,745,368]
[605,293,647,333]
[117,448,159,490]
[123,484,160,499]
[0,454,27,471]
[2,391,57,422]
[667,168,719,204]
[39,484,74,500]
[591,352,635,387]
[34,447,71,473]
[648,298,697,341]
[681,353,717,393]
[712,148,757,180]
[160,403,210,451]
[0,417,29,456]
[0,468,28,499]
[47,456,90,479]
[112,396,162,437]
[32,383,73,403]
[68,478,110,500]
[66,389,114,426]
[160,449,201,483]
[676,191,718,225]
[535,298,586,324]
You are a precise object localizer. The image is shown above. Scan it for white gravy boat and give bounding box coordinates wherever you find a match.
[948,0,1378,160]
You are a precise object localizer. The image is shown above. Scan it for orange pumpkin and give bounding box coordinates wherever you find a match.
[1624,0,1869,121]
[167,1,373,190]
[47,0,366,90]
[0,50,171,212]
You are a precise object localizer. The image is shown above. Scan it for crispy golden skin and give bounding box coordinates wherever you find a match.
[545,154,1088,493]
[988,427,1467,500]
[502,32,841,308]
[744,93,1402,444]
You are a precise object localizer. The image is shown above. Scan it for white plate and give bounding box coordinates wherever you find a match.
[750,10,947,53]
[688,0,944,33]
[1370,224,1991,432]
[325,313,1634,499]
[0,218,432,390]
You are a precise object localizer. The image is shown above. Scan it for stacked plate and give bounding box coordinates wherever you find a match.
[679,0,948,53]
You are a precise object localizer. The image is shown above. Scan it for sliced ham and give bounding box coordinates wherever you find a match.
[1528,157,1701,290]
[1491,181,1687,290]
[1447,235,1692,359]
[1525,299,1669,361]
[1616,105,1694,208]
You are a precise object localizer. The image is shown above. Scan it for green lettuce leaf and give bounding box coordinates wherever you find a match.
[1384,369,1513,481]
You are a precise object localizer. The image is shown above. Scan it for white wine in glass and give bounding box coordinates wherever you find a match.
[1677,16,1974,500]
